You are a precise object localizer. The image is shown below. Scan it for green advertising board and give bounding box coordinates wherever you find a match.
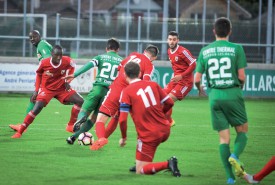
[152,67,275,98]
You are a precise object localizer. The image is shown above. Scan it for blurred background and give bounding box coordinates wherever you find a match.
[0,0,274,63]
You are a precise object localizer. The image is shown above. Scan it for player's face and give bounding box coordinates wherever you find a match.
[29,32,40,47]
[167,35,179,50]
[51,49,62,64]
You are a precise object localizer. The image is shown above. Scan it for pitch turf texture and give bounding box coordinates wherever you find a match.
[0,94,274,185]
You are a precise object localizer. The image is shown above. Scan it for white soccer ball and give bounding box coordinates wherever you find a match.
[78,132,94,146]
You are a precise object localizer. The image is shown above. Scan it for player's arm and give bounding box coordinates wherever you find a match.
[65,59,76,90]
[63,58,96,80]
[238,68,246,89]
[237,45,247,89]
[194,72,206,96]
[119,102,130,147]
[38,43,52,61]
[142,64,154,81]
[32,64,43,102]
[172,50,196,82]
[158,85,174,113]
[194,53,206,96]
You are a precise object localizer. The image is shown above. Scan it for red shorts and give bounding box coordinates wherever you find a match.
[36,88,77,106]
[136,128,170,162]
[99,86,123,117]
[164,81,193,100]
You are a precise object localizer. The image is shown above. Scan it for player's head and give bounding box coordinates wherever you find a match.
[167,31,179,50]
[144,44,159,61]
[124,61,140,80]
[213,17,232,38]
[29,30,41,47]
[51,45,63,64]
[106,38,120,52]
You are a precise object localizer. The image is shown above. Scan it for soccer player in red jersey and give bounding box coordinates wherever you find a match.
[11,45,83,138]
[91,45,159,150]
[243,156,275,184]
[164,31,197,125]
[118,61,181,177]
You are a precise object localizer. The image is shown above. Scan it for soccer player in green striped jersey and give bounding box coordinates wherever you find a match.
[9,30,53,132]
[194,17,249,184]
[64,38,123,144]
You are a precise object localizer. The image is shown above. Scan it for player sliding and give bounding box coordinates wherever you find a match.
[118,61,181,177]
[11,45,83,138]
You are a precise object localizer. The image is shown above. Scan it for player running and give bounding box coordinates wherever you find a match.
[164,31,197,125]
[11,45,83,138]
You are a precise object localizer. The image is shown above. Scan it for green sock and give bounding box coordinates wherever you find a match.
[73,119,94,138]
[25,102,35,116]
[233,132,247,158]
[77,110,88,121]
[219,144,235,180]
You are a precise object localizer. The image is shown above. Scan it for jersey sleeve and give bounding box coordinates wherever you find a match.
[74,59,95,77]
[236,45,247,69]
[196,51,205,74]
[38,41,52,61]
[35,61,44,91]
[181,48,196,65]
[68,58,76,76]
[142,62,154,81]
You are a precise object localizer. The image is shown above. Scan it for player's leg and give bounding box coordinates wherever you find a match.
[74,86,107,132]
[219,129,236,184]
[67,113,96,145]
[225,95,248,177]
[25,101,35,115]
[90,112,109,150]
[9,97,35,132]
[61,91,83,132]
[105,113,119,138]
[211,99,236,184]
[91,88,121,150]
[12,101,45,138]
[253,156,275,181]
[136,139,181,177]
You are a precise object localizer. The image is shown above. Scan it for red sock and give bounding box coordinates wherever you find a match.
[95,121,105,139]
[254,156,275,181]
[105,117,118,138]
[19,111,36,134]
[141,161,168,175]
[165,108,173,123]
[68,105,81,126]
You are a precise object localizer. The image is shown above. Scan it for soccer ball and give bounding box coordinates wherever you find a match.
[78,132,94,146]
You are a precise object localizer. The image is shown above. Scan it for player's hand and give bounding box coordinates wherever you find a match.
[198,85,207,97]
[62,74,75,80]
[65,82,71,91]
[119,138,127,147]
[171,75,182,82]
[30,91,38,103]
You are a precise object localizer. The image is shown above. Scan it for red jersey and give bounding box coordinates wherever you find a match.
[110,52,154,90]
[168,45,196,83]
[120,79,173,142]
[35,56,75,91]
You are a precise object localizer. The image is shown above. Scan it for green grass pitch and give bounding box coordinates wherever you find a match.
[0,94,274,185]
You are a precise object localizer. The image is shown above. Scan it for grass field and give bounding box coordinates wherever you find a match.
[0,94,274,185]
